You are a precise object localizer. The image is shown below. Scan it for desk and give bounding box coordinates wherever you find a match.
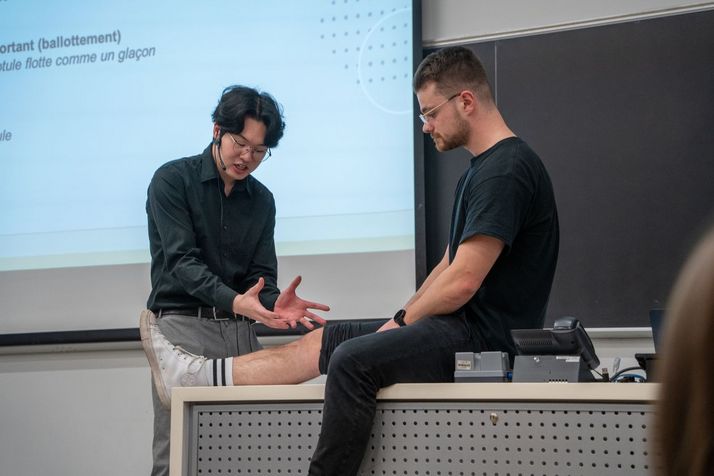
[170,383,658,476]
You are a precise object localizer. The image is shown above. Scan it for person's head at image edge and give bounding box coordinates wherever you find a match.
[655,223,714,475]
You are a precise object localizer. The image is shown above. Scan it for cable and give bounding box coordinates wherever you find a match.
[610,366,646,382]
[614,373,647,383]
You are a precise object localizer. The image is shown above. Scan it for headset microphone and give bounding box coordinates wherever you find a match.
[218,154,227,171]
[212,130,228,171]
[215,138,228,171]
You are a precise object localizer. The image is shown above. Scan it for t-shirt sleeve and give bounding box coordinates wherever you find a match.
[461,173,532,249]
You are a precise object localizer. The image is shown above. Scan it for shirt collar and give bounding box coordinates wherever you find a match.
[470,137,520,167]
[199,144,253,195]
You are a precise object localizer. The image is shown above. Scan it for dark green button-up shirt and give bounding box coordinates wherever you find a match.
[146,145,279,313]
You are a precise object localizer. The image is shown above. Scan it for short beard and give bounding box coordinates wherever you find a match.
[433,116,470,152]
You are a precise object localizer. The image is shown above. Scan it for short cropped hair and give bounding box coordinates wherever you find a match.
[211,85,286,148]
[413,46,493,103]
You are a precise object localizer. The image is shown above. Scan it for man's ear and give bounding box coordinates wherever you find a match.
[460,90,477,115]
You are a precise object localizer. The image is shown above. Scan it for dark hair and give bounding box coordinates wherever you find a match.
[654,225,714,475]
[413,46,493,103]
[211,85,286,148]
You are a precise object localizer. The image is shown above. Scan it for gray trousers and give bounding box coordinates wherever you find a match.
[151,313,262,476]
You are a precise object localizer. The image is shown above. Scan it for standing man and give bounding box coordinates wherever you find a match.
[141,47,559,475]
[145,85,329,476]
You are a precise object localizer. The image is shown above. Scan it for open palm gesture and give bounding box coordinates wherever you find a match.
[274,276,330,329]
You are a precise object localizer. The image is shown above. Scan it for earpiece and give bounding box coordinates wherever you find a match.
[214,129,227,171]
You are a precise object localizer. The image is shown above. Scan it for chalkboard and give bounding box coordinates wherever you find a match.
[421,10,714,327]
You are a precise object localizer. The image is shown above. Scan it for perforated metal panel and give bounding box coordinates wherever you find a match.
[187,401,654,475]
[190,404,322,474]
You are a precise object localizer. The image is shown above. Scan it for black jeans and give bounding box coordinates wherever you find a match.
[309,315,483,476]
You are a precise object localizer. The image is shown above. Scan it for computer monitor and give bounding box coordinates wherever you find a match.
[650,308,665,352]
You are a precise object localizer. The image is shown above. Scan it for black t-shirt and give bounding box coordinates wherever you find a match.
[449,137,559,356]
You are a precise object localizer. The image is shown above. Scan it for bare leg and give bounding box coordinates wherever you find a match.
[230,328,323,385]
[141,310,325,408]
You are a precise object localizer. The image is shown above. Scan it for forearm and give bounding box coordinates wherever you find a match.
[403,235,504,325]
[171,254,238,311]
[404,248,450,308]
[403,264,479,324]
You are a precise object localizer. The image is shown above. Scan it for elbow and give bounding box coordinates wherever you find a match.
[454,278,482,304]
[442,284,478,311]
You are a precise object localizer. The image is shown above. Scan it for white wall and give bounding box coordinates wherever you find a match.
[4,2,708,474]
[0,348,152,476]
[0,251,416,334]
[0,338,297,476]
[422,0,714,45]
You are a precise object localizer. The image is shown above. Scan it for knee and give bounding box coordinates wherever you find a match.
[282,327,323,369]
[324,340,381,395]
[326,338,368,375]
[293,327,323,351]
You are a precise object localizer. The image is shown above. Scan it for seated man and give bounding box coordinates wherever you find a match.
[140,46,560,476]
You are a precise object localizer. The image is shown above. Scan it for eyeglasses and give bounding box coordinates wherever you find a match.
[226,133,271,162]
[418,92,461,124]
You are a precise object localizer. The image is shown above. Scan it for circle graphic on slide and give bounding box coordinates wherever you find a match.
[356,7,412,115]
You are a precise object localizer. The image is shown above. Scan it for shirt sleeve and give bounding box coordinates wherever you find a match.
[461,173,532,249]
[147,167,238,311]
[244,196,280,311]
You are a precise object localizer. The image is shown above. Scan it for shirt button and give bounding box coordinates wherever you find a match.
[223,225,228,230]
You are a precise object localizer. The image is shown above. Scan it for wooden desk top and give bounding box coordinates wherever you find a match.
[172,382,658,407]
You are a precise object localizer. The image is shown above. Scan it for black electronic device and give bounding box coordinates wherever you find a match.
[648,309,665,352]
[633,308,665,380]
[392,309,407,327]
[510,317,600,382]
